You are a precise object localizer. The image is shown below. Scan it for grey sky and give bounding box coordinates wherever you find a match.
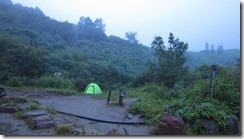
[11,0,240,52]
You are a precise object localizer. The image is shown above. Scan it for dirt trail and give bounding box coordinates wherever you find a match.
[2,91,153,135]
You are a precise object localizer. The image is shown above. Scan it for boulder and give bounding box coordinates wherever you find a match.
[156,112,186,135]
[0,104,19,113]
[225,115,240,135]
[0,93,6,98]
[126,113,135,119]
[18,102,31,111]
[200,119,219,135]
[8,97,26,103]
[32,115,55,129]
[23,110,48,119]
[0,87,6,98]
[0,96,26,105]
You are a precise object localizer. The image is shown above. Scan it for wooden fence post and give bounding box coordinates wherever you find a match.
[107,90,111,104]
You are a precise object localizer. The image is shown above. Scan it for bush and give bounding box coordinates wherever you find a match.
[140,83,170,99]
[128,98,163,124]
[170,81,185,98]
[5,76,29,87]
[4,75,76,91]
[34,75,75,90]
[165,78,237,134]
[55,125,72,135]
[128,84,170,124]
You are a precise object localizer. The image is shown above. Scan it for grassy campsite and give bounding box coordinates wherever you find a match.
[0,0,240,136]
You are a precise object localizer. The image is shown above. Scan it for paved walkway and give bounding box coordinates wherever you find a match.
[36,95,136,121]
[35,95,152,135]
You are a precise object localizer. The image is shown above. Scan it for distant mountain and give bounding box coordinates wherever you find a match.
[0,0,12,5]
[185,49,240,70]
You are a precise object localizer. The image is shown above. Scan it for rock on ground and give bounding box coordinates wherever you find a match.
[156,112,186,135]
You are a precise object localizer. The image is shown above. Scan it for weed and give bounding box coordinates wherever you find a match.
[45,107,57,115]
[29,99,42,110]
[55,125,72,135]
[26,118,36,129]
[14,110,26,119]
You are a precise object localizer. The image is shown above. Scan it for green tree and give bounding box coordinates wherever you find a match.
[217,45,224,54]
[94,18,106,32]
[0,34,49,81]
[125,31,139,44]
[210,44,215,53]
[151,32,188,88]
[204,42,210,52]
[77,16,107,41]
[151,36,166,61]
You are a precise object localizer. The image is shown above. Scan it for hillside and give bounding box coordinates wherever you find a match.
[0,0,240,89]
[0,0,155,88]
[186,49,240,70]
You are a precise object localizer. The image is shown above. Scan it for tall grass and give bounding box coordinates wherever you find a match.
[3,75,80,95]
[34,75,75,90]
[5,75,75,90]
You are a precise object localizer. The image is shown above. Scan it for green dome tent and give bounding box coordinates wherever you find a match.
[84,83,102,94]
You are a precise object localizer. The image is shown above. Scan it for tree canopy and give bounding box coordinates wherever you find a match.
[150,33,188,87]
[125,31,139,44]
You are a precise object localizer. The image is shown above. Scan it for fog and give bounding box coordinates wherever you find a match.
[11,0,240,52]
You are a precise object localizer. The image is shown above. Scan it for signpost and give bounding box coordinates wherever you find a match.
[119,89,126,107]
[209,65,217,97]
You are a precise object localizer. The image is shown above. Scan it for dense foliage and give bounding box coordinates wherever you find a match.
[129,59,240,135]
[0,0,154,90]
[129,30,240,135]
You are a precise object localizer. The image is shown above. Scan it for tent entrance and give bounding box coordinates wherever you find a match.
[84,83,102,94]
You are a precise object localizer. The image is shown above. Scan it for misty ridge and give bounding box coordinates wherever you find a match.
[0,0,240,86]
[0,0,240,77]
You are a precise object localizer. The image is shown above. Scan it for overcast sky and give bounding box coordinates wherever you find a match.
[11,0,240,52]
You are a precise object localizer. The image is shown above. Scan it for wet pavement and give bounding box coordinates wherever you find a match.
[34,95,153,135]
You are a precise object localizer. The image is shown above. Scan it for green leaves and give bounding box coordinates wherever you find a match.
[125,31,139,44]
[0,34,48,79]
[77,17,107,42]
[150,33,188,88]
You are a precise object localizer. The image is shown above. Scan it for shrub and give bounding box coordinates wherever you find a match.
[128,98,163,124]
[170,81,185,98]
[5,76,27,87]
[165,78,236,134]
[29,99,42,110]
[128,84,170,124]
[34,75,75,90]
[140,83,170,98]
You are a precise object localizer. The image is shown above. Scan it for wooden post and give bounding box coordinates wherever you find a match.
[107,90,111,104]
[209,65,217,97]
[119,95,124,107]
[119,90,126,107]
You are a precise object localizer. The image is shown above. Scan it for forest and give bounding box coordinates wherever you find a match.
[0,0,240,135]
